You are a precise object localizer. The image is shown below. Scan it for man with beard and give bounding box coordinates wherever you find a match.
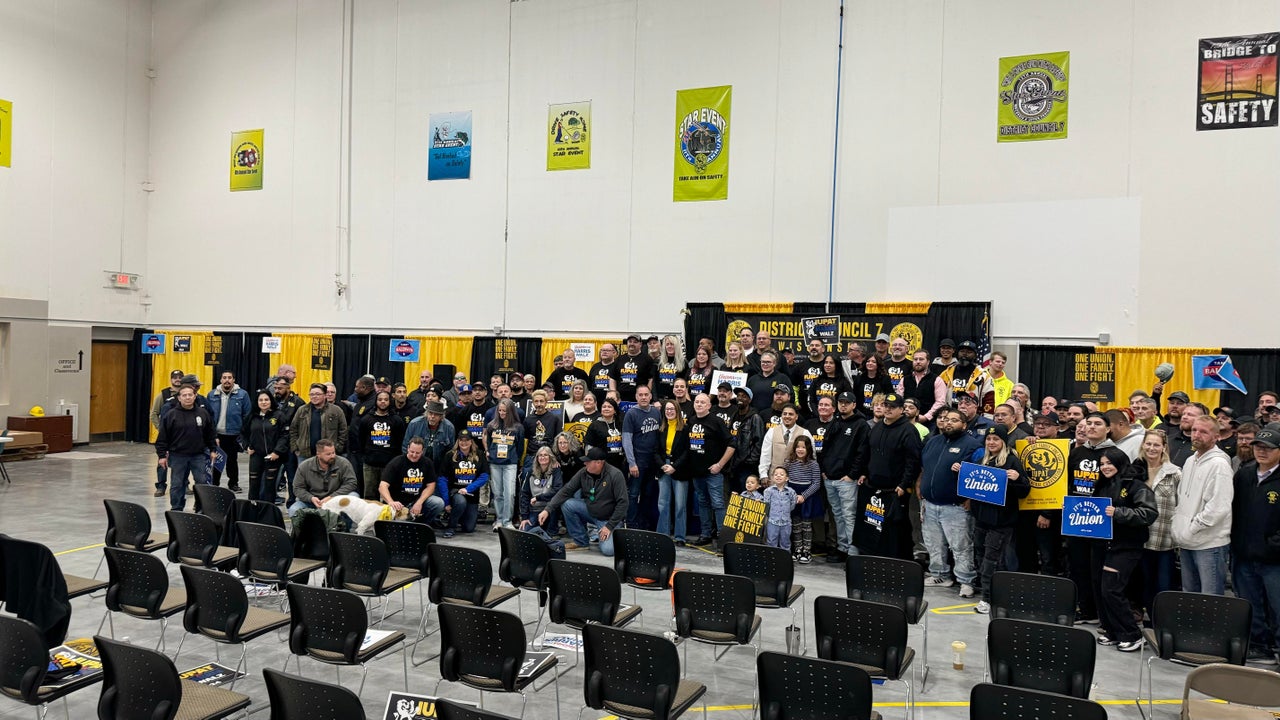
[903,350,946,427]
[819,392,868,563]
[1060,403,1087,441]
[1234,421,1259,472]
[792,338,828,416]
[855,394,922,559]
[1172,415,1235,595]
[939,341,993,412]
[618,334,657,402]
[884,337,913,395]
[957,392,995,441]
[547,349,590,401]
[1169,402,1209,467]
[842,342,866,386]
[919,408,981,595]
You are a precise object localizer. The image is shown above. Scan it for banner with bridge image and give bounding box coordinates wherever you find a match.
[1197,32,1279,131]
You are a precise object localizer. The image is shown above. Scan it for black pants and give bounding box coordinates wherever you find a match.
[247,453,281,503]
[1067,537,1102,620]
[1096,547,1143,642]
[974,524,1014,603]
[212,435,241,487]
[1015,510,1063,576]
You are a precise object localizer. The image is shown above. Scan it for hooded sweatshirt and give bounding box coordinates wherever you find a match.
[919,430,983,505]
[1172,445,1234,550]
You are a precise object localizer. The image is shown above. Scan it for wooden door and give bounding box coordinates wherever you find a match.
[90,341,128,437]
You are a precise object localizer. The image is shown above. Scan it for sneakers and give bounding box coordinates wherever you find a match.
[958,583,975,598]
[925,576,955,588]
[974,601,990,614]
[825,551,845,564]
[692,536,714,547]
[564,541,589,551]
[797,553,812,565]
[675,539,687,547]
[442,529,456,538]
[153,488,165,497]
[229,485,243,493]
[1118,638,1145,653]
[1097,632,1119,646]
[1247,647,1278,665]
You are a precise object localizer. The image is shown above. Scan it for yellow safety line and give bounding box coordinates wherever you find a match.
[930,602,977,613]
[602,698,1185,717]
[54,542,104,556]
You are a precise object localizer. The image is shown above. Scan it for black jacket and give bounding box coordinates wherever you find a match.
[653,426,693,481]
[239,410,289,457]
[817,414,868,481]
[156,404,216,457]
[1232,461,1280,563]
[968,452,1030,528]
[1094,466,1158,551]
[0,535,71,647]
[860,417,922,491]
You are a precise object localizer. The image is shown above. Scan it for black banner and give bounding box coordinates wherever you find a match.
[173,335,191,353]
[1073,351,1116,402]
[724,307,986,358]
[470,337,543,385]
[310,337,332,371]
[203,334,223,367]
[1198,32,1279,131]
[802,315,840,345]
[494,338,517,374]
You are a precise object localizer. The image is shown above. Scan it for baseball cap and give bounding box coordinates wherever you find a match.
[959,340,977,351]
[734,386,753,400]
[837,391,858,403]
[772,385,792,398]
[375,376,391,385]
[624,334,642,343]
[1168,391,1191,403]
[459,384,473,393]
[875,333,890,343]
[938,338,955,349]
[170,369,184,379]
[717,381,734,391]
[955,392,978,405]
[582,447,608,462]
[1033,411,1060,425]
[1254,428,1280,448]
[883,393,904,408]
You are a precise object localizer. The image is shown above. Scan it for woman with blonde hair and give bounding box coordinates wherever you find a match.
[1136,429,1180,625]
[655,335,687,400]
[654,399,691,544]
[563,379,589,422]
[483,398,525,530]
[519,446,563,532]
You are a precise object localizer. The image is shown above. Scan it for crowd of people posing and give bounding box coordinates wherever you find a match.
[150,329,1280,663]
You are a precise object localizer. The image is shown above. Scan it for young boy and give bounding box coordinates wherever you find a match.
[762,466,798,550]
[740,474,764,501]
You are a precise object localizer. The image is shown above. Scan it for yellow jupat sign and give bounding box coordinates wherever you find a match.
[1015,438,1069,511]
[0,99,12,168]
[230,128,264,191]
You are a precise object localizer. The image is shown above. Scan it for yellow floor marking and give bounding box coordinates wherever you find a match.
[602,697,1183,717]
[54,542,105,556]
[930,602,977,614]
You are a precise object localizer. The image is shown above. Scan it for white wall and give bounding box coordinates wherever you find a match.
[0,0,151,325]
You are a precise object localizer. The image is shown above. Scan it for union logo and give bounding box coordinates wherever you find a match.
[678,107,726,173]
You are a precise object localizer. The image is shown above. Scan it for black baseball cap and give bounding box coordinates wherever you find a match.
[1033,411,1060,425]
[170,369,184,379]
[582,447,608,462]
[717,381,734,391]
[958,341,977,351]
[837,391,858,403]
[1253,429,1280,449]
[375,376,392,386]
[938,339,955,349]
[1168,391,1191,403]
[955,392,978,405]
[883,393,904,408]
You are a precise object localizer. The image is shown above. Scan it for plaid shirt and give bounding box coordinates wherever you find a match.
[1144,461,1181,551]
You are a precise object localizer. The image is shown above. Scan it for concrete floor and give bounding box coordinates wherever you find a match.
[0,442,1196,719]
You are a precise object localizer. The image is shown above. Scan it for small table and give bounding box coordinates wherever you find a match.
[0,435,12,483]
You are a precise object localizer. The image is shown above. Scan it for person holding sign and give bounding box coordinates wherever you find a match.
[967,426,1029,615]
[1091,448,1157,652]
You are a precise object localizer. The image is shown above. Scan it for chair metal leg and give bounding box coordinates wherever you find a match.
[410,603,440,667]
[156,618,168,653]
[357,663,368,697]
[553,665,561,720]
[172,631,188,666]
[229,644,249,691]
[919,612,930,692]
[97,610,112,638]
[402,639,409,690]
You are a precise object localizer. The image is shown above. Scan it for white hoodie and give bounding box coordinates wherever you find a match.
[1171,445,1233,551]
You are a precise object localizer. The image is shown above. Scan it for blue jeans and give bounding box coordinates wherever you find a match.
[415,495,446,525]
[561,498,615,556]
[167,453,209,512]
[767,522,791,550]
[657,475,689,541]
[1182,545,1230,595]
[490,464,518,526]
[448,497,480,533]
[155,462,167,491]
[692,473,726,538]
[626,459,654,529]
[1233,559,1280,651]
[921,499,976,584]
[824,478,858,555]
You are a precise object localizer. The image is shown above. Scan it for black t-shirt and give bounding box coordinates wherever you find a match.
[684,413,733,476]
[617,353,656,402]
[654,359,685,399]
[885,358,913,393]
[588,361,621,401]
[685,366,714,398]
[381,454,437,505]
[547,366,589,400]
[444,452,489,503]
[450,401,493,439]
[760,407,784,433]
[569,410,601,424]
[712,403,737,433]
[807,376,850,415]
[792,358,826,394]
[805,418,834,457]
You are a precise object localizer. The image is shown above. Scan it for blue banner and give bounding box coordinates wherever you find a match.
[1062,496,1113,539]
[141,333,166,354]
[428,111,472,180]
[956,461,1008,506]
[389,339,420,363]
[1193,354,1247,394]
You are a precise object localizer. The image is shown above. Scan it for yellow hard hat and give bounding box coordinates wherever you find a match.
[29,405,45,417]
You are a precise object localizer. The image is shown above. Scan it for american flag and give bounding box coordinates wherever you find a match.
[978,311,992,367]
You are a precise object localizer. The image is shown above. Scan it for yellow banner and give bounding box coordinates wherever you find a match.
[1015,438,1069,511]
[230,129,264,191]
[547,101,590,171]
[0,99,11,168]
[673,85,731,202]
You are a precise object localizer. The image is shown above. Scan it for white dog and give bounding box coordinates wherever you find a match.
[319,495,407,535]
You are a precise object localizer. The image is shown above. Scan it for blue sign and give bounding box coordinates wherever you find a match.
[428,111,472,181]
[141,333,166,354]
[956,461,1008,506]
[1193,354,1247,394]
[1062,496,1113,539]
[618,401,637,415]
[389,339,420,363]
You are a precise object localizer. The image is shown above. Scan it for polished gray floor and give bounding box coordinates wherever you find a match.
[0,442,1193,719]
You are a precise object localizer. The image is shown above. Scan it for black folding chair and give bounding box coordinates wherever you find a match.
[990,571,1076,626]
[0,616,103,719]
[165,511,238,570]
[284,583,408,696]
[263,667,367,720]
[327,532,420,626]
[612,528,676,616]
[1137,590,1253,718]
[987,618,1095,698]
[970,682,1106,720]
[815,595,915,719]
[176,565,290,691]
[498,527,552,635]
[414,544,518,666]
[846,554,930,690]
[723,542,806,654]
[97,499,168,578]
[434,604,560,719]
[544,559,642,671]
[98,547,188,653]
[96,634,249,720]
[757,650,879,720]
[194,485,236,536]
[584,623,707,720]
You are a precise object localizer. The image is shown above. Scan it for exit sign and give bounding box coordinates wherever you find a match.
[105,271,139,289]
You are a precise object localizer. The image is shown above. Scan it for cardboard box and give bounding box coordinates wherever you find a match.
[5,430,43,449]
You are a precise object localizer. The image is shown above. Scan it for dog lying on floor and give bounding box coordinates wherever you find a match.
[320,495,409,535]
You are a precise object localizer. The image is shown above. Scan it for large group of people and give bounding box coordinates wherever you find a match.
[149,331,1280,663]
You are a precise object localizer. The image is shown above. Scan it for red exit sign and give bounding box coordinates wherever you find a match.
[106,271,139,289]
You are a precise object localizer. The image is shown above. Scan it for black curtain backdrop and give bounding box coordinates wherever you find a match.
[684,302,727,358]
[238,332,273,395]
[922,302,989,350]
[332,334,370,396]
[125,328,154,442]
[791,302,828,316]
[368,335,402,386]
[1218,349,1280,418]
[469,337,543,384]
[826,302,866,315]
[1018,344,1093,405]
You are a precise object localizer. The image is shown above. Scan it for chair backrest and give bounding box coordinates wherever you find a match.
[437,604,528,692]
[497,527,550,591]
[991,571,1077,626]
[428,544,494,606]
[263,668,367,720]
[95,634,183,720]
[285,584,369,664]
[164,511,222,566]
[104,499,154,550]
[969,682,1107,720]
[814,595,909,680]
[180,565,251,643]
[291,512,331,562]
[236,522,295,583]
[987,618,1096,698]
[612,529,675,590]
[222,499,286,547]
[672,571,756,644]
[757,650,875,720]
[1152,591,1253,665]
[194,485,236,531]
[436,698,519,720]
[103,547,172,617]
[0,534,72,639]
[327,532,391,593]
[583,623,684,718]
[722,542,794,606]
[1184,663,1280,709]
[844,555,925,621]
[548,559,621,626]
[374,520,433,575]
[0,615,51,704]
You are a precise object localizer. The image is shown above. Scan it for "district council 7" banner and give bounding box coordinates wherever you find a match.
[673,85,731,202]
